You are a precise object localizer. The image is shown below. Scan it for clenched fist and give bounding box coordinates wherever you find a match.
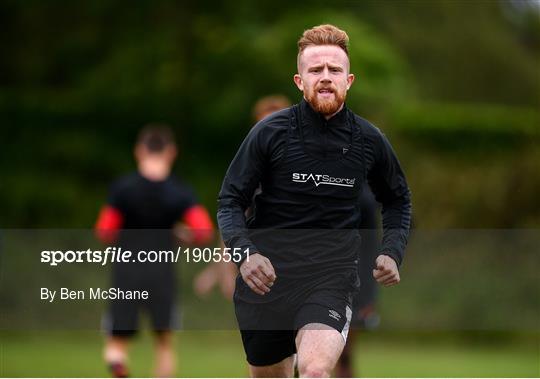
[239,253,276,295]
[373,254,400,287]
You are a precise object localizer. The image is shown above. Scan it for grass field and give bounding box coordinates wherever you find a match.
[1,330,538,377]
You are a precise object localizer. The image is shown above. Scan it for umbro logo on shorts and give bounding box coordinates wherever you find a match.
[292,173,356,188]
[328,309,341,321]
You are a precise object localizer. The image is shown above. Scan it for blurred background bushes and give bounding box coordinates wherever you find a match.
[0,0,538,228]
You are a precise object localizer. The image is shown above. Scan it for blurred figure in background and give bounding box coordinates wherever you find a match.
[193,95,291,300]
[95,124,214,378]
[335,187,381,377]
[252,95,293,125]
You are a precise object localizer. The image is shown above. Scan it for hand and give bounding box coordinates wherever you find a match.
[373,254,400,287]
[193,263,219,298]
[239,253,276,295]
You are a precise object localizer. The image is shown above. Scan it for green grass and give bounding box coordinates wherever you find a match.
[354,337,539,377]
[1,331,538,377]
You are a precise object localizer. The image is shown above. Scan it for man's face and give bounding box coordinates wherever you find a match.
[294,45,354,117]
[134,144,177,165]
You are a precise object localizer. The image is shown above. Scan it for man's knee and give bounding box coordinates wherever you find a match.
[297,359,331,378]
[296,326,345,378]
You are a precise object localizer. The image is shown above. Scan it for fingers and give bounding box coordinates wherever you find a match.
[373,254,401,287]
[379,272,399,285]
[249,257,276,284]
[373,270,393,282]
[382,277,399,286]
[241,255,276,295]
[244,280,264,295]
[250,263,275,290]
[245,274,271,295]
[373,268,400,287]
[373,267,392,280]
[259,258,276,283]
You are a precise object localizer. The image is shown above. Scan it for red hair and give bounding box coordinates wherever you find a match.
[297,24,349,57]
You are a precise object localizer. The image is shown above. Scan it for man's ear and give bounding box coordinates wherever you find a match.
[347,73,355,90]
[293,74,304,91]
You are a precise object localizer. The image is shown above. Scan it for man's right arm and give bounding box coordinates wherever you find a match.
[217,124,277,294]
[217,123,268,266]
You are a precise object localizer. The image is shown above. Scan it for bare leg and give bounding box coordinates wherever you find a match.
[103,336,130,377]
[248,355,295,378]
[296,323,345,378]
[154,331,176,377]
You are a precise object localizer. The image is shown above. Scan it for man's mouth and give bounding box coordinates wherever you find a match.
[318,88,334,95]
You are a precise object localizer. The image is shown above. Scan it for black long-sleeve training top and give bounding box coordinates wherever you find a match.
[218,99,411,285]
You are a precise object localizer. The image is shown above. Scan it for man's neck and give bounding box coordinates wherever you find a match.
[324,103,344,120]
[303,96,345,120]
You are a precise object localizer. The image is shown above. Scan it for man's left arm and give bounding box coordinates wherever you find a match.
[368,131,412,286]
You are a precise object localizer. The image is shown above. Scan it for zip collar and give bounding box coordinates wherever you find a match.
[300,98,349,129]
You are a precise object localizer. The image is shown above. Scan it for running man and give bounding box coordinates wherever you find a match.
[95,124,214,378]
[218,24,411,377]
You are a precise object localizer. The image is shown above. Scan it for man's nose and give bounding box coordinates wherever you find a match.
[320,77,332,85]
[321,68,332,82]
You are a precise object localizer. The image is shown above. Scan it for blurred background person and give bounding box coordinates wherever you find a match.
[252,95,293,125]
[192,95,292,300]
[95,124,214,378]
[335,187,381,377]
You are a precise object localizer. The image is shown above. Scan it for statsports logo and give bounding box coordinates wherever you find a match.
[292,172,355,187]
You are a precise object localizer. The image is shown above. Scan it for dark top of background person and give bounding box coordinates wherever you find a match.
[95,124,213,243]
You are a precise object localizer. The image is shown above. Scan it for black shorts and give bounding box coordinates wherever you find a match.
[104,267,178,337]
[234,280,353,366]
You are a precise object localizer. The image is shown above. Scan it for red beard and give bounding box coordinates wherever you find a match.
[306,85,346,116]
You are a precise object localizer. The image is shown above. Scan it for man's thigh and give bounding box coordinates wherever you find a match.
[294,294,353,342]
[293,297,352,375]
[295,324,345,375]
[235,281,352,372]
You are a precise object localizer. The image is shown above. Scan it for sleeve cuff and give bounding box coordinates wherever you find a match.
[379,250,402,268]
